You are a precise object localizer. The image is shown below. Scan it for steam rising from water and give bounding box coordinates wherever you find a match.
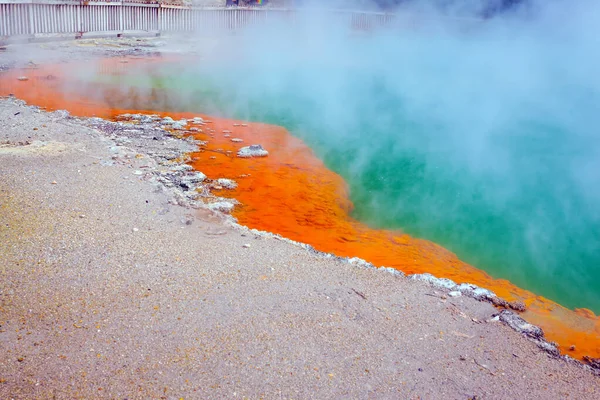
[78,0,600,312]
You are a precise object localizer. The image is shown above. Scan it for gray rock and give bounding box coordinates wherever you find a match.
[410,273,458,290]
[509,301,527,312]
[498,310,543,339]
[456,283,495,300]
[171,120,187,130]
[238,144,268,158]
[181,215,194,225]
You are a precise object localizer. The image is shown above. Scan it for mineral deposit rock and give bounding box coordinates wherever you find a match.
[216,178,237,189]
[237,144,268,158]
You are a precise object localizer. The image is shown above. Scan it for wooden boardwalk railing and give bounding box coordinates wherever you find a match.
[0,1,398,39]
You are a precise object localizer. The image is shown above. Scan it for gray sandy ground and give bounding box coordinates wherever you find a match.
[1,96,599,399]
[0,35,222,72]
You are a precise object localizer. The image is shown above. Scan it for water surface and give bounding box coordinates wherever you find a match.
[92,41,600,315]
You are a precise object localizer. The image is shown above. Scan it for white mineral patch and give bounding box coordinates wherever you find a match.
[183,172,206,183]
[170,119,188,130]
[237,144,268,158]
[457,283,495,299]
[347,257,374,268]
[207,201,235,213]
[231,138,243,143]
[171,164,193,172]
[126,113,144,120]
[410,273,458,290]
[140,115,154,123]
[378,267,405,277]
[216,178,237,189]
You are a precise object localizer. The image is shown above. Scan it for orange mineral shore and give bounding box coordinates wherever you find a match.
[1,60,599,362]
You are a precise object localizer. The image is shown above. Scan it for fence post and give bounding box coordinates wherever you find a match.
[157,4,161,35]
[119,0,123,35]
[27,0,34,37]
[76,1,82,38]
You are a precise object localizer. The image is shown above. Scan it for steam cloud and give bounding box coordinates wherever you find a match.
[52,0,600,312]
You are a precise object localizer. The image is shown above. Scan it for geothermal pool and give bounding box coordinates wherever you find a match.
[2,51,599,360]
[2,6,600,360]
[98,57,600,317]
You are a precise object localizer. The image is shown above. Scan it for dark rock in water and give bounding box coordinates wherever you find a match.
[238,144,268,158]
[490,296,509,308]
[508,301,526,312]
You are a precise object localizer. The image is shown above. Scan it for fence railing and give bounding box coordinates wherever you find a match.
[0,1,397,38]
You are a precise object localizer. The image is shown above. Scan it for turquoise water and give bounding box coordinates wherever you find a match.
[89,22,600,313]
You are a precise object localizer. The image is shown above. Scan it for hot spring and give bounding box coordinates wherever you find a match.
[2,4,599,358]
[89,22,600,316]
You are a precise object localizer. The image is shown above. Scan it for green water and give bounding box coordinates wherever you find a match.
[87,29,600,314]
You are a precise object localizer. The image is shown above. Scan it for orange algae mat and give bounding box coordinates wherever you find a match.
[1,59,599,361]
